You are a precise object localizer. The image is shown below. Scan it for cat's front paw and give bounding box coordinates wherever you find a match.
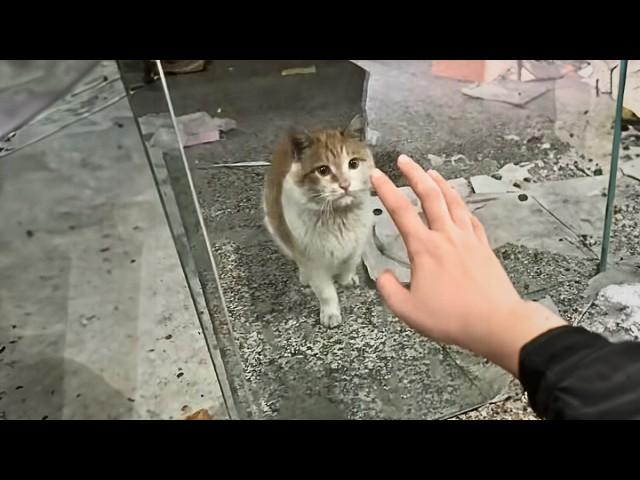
[320,309,342,328]
[338,272,360,287]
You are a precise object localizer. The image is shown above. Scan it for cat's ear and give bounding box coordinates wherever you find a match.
[288,128,313,161]
[342,114,366,141]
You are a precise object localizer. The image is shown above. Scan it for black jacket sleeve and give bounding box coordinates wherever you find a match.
[519,326,640,419]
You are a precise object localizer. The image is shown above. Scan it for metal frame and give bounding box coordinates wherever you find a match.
[118,60,255,419]
[599,60,629,273]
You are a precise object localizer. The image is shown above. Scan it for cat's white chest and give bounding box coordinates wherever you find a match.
[283,194,372,265]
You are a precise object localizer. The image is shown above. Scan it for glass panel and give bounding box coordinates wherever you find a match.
[117,60,250,418]
[0,61,225,419]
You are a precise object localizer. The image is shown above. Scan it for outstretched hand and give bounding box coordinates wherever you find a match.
[370,155,566,375]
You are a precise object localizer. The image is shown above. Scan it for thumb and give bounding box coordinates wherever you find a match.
[376,270,414,320]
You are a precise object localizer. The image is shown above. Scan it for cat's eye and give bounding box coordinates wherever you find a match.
[348,158,360,170]
[316,165,331,177]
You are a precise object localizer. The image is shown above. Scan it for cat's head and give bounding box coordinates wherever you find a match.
[287,116,374,209]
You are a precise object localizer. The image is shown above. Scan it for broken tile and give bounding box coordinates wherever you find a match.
[497,163,533,186]
[362,180,591,284]
[470,175,513,194]
[622,158,640,181]
[470,193,588,257]
[448,177,472,199]
[526,176,609,237]
[461,79,552,107]
[363,187,422,284]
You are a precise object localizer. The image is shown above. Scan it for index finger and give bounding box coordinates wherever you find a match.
[370,168,428,252]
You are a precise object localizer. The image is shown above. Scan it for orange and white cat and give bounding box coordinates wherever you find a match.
[263,117,375,327]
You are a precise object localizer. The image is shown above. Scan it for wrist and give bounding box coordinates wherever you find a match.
[481,300,567,377]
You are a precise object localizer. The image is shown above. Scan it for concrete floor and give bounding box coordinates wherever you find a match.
[3,60,639,420]
[0,61,225,420]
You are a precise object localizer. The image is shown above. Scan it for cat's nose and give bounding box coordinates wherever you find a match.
[339,181,351,192]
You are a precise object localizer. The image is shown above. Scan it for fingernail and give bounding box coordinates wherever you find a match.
[370,168,383,179]
[397,154,411,165]
[428,169,442,179]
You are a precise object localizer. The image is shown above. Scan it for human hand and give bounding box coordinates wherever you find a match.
[370,155,566,375]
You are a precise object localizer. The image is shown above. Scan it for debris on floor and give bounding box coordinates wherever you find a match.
[281,65,317,76]
[363,177,601,283]
[139,111,237,149]
[520,60,576,81]
[623,107,640,122]
[524,175,609,237]
[177,112,237,147]
[461,79,552,107]
[184,408,212,420]
[432,60,511,83]
[584,263,640,299]
[470,175,514,194]
[203,161,270,168]
[364,187,420,284]
[178,112,221,146]
[581,283,640,342]
[363,176,606,283]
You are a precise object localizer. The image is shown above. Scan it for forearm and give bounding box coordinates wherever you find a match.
[472,300,567,377]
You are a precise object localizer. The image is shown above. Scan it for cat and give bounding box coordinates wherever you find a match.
[263,116,375,327]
